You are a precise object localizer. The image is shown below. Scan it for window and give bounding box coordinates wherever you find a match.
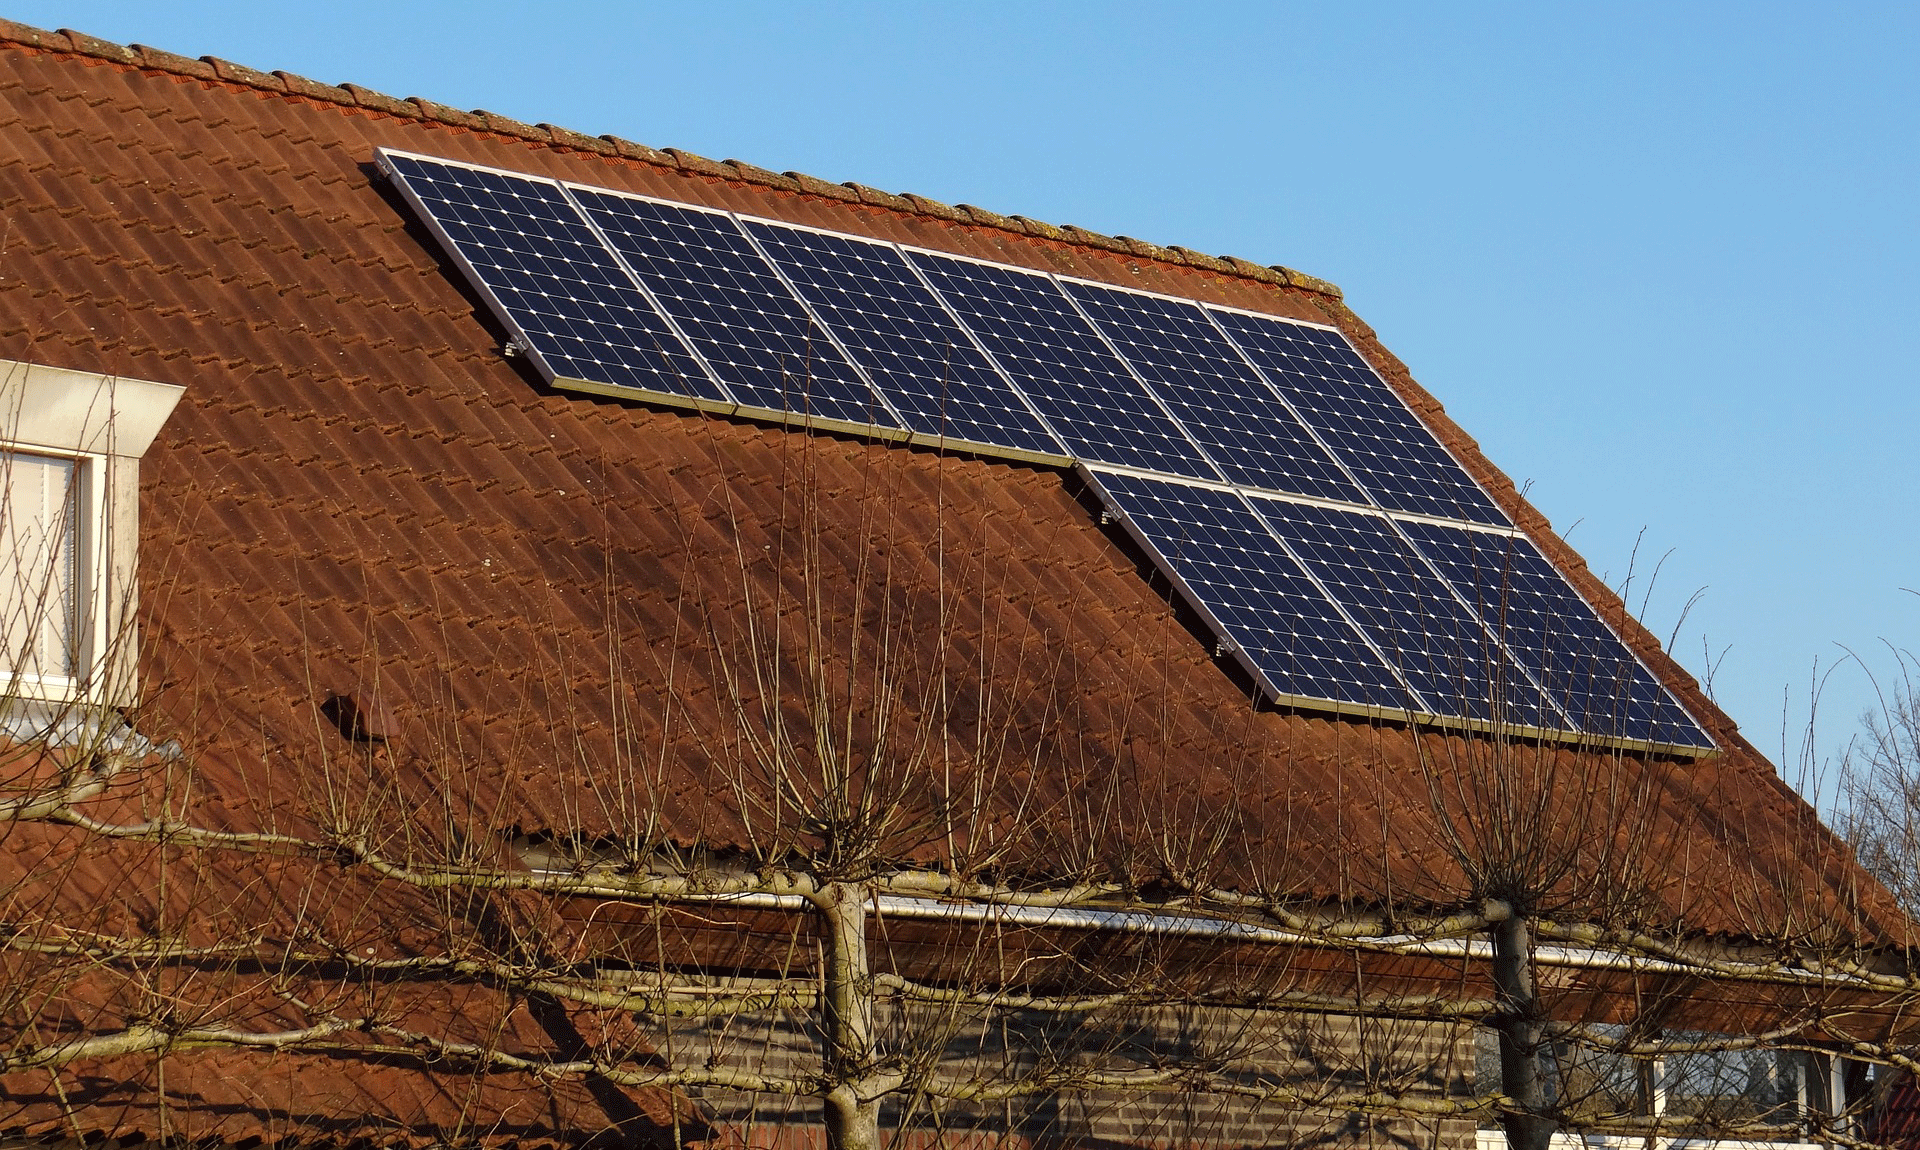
[0,359,183,707]
[2,449,82,687]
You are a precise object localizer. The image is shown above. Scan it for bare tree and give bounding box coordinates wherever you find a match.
[0,426,1910,1150]
[1839,652,1920,917]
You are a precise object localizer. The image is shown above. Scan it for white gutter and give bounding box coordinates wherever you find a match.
[695,890,1879,993]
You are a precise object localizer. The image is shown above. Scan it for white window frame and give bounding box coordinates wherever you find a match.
[0,359,183,708]
[2,445,95,698]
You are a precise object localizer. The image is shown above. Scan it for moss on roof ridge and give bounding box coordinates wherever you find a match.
[0,17,1343,302]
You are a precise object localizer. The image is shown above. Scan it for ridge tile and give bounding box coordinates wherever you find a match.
[470,107,543,140]
[342,83,420,119]
[127,43,217,80]
[272,69,355,106]
[200,55,286,91]
[539,122,614,155]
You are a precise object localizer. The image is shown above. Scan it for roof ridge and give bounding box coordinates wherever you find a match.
[0,17,1346,301]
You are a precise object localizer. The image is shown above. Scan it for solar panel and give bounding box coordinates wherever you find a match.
[569,187,897,428]
[1213,309,1509,526]
[1398,522,1711,748]
[907,252,1218,478]
[382,149,1714,754]
[379,152,718,400]
[1063,281,1365,502]
[1089,471,1413,712]
[1250,497,1552,728]
[742,221,1065,456]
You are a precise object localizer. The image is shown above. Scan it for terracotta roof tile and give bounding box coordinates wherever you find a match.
[395,93,479,131]
[265,68,341,106]
[779,167,858,204]
[586,132,664,167]
[201,59,282,96]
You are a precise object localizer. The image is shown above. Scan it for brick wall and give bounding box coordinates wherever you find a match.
[661,1002,1479,1150]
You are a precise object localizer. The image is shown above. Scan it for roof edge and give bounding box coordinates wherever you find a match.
[0,18,1346,303]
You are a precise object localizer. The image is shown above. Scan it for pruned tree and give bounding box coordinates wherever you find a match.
[1839,651,1920,917]
[0,423,1911,1150]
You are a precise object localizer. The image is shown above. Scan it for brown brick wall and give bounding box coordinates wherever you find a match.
[662,1004,1479,1150]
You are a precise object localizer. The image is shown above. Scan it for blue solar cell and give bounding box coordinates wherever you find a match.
[742,222,1064,455]
[569,188,896,428]
[1250,497,1550,727]
[385,151,1714,748]
[1063,281,1365,502]
[1213,310,1508,526]
[1092,471,1412,711]
[907,252,1217,478]
[380,152,717,399]
[1398,523,1711,748]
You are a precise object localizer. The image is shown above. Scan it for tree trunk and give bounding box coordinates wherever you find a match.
[818,881,880,1150]
[1492,911,1555,1150]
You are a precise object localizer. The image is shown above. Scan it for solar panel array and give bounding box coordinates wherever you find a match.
[379,148,1713,752]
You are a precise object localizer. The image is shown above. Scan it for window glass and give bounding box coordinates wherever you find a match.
[1,450,80,682]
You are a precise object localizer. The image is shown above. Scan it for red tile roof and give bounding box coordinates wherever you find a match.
[0,18,1907,1147]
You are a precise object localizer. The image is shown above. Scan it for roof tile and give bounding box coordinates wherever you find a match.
[272,68,355,106]
[598,133,672,166]
[342,81,419,119]
[538,121,613,155]
[0,19,67,50]
[54,26,136,64]
[1220,254,1286,286]
[784,168,860,203]
[720,157,799,192]
[660,145,734,180]
[1008,213,1064,240]
[1286,266,1344,298]
[845,181,917,213]
[953,202,1014,230]
[471,106,543,140]
[127,42,217,80]
[898,192,966,223]
[403,94,482,130]
[200,54,285,91]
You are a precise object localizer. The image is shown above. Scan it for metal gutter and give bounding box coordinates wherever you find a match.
[691,890,1878,993]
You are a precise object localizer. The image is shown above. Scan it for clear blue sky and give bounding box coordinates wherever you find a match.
[14,1,1918,792]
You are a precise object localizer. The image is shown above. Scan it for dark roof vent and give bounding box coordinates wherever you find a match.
[320,690,392,743]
